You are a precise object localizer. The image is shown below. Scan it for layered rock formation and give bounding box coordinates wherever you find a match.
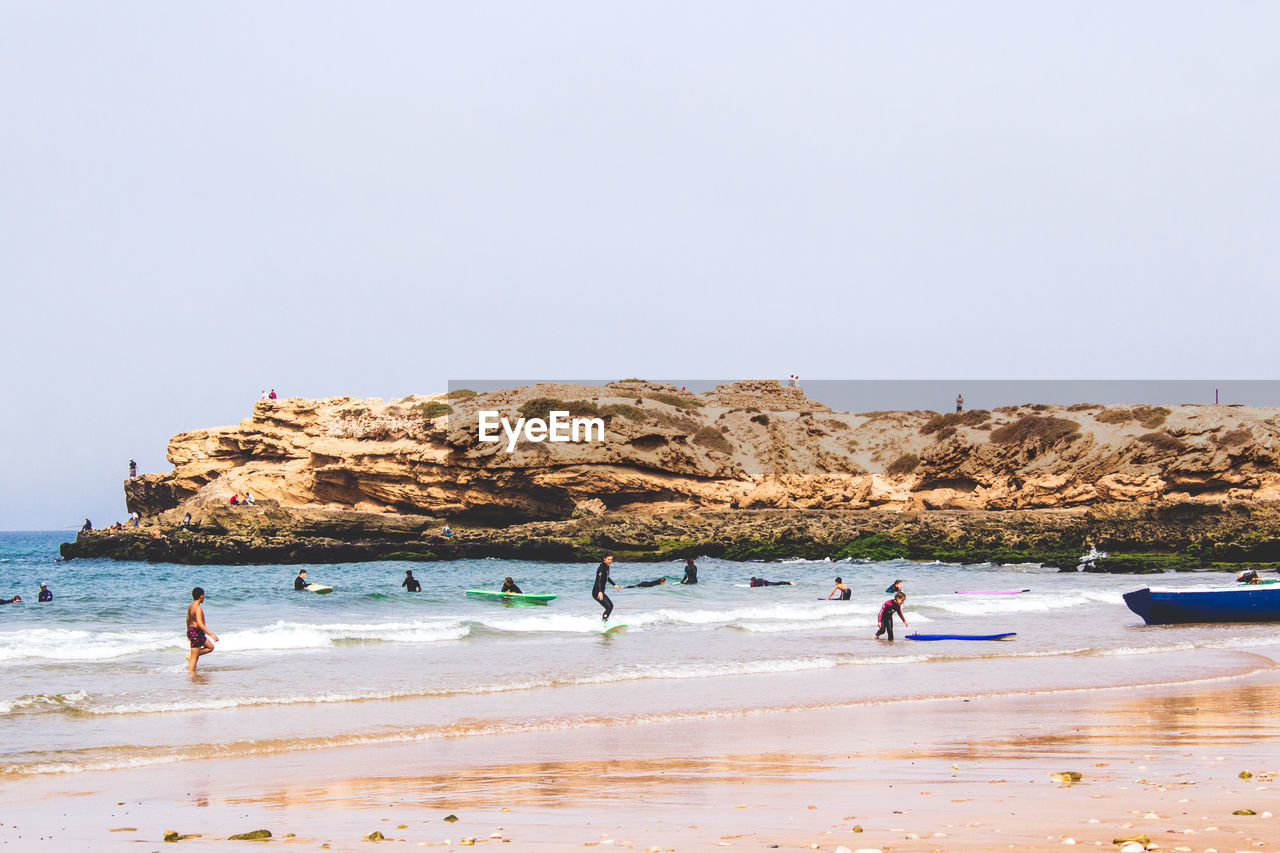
[61,381,1280,568]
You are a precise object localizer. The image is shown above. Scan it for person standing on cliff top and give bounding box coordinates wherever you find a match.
[593,554,621,621]
[186,587,218,672]
[129,459,137,478]
[956,393,964,413]
[269,389,277,400]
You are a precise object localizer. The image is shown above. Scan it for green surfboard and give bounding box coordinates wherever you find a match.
[601,623,627,634]
[465,590,556,604]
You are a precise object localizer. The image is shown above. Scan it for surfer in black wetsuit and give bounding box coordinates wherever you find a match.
[593,554,621,620]
[501,577,522,593]
[294,569,309,591]
[627,577,667,588]
[749,577,794,587]
[402,570,422,592]
[825,577,851,600]
[0,596,20,604]
[679,557,698,585]
[885,579,904,595]
[875,592,908,641]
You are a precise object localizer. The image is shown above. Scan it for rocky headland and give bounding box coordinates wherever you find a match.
[61,380,1280,572]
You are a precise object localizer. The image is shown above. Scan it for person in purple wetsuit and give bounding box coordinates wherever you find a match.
[875,592,908,641]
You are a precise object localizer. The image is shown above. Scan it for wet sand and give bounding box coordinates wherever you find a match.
[3,654,1279,852]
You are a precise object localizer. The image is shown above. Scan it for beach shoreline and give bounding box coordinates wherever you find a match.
[4,651,1278,852]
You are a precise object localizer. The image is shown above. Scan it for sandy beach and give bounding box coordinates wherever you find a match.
[3,650,1277,852]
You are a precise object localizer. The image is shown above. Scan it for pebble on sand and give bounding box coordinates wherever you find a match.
[1112,834,1151,846]
[1118,844,1144,853]
[1232,808,1256,815]
[443,815,459,823]
[227,829,272,841]
[1050,772,1083,784]
[364,831,385,841]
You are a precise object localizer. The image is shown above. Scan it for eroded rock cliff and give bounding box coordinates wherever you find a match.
[123,381,1280,523]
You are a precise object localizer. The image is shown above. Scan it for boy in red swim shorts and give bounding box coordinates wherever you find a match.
[186,587,219,671]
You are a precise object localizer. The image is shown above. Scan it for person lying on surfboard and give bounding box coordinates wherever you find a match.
[501,577,522,593]
[749,577,794,587]
[627,577,667,588]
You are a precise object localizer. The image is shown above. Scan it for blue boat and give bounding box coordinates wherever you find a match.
[1123,586,1280,625]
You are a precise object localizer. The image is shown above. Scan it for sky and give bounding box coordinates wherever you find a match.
[2,2,1278,529]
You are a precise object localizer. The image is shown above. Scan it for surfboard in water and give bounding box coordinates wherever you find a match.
[305,584,333,594]
[906,632,1016,641]
[953,589,1030,595]
[601,623,627,634]
[464,590,556,604]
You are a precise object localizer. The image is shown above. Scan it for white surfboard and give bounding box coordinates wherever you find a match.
[306,583,333,594]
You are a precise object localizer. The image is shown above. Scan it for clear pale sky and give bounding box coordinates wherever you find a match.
[2,3,1278,529]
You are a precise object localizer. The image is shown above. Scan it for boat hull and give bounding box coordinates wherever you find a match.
[1123,586,1280,625]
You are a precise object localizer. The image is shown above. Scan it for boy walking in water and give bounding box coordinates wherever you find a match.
[593,554,621,621]
[186,587,218,671]
[875,592,908,641]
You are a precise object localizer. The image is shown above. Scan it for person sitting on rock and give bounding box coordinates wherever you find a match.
[82,518,92,533]
[442,524,453,538]
[627,577,667,588]
[181,512,192,529]
[501,576,522,593]
[229,494,239,506]
[294,569,309,591]
[750,577,794,587]
[402,570,422,593]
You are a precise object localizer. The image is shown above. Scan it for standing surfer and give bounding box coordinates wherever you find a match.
[593,554,621,621]
[875,592,908,641]
[679,557,698,584]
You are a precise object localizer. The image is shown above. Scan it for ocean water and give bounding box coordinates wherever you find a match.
[1,530,1277,777]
